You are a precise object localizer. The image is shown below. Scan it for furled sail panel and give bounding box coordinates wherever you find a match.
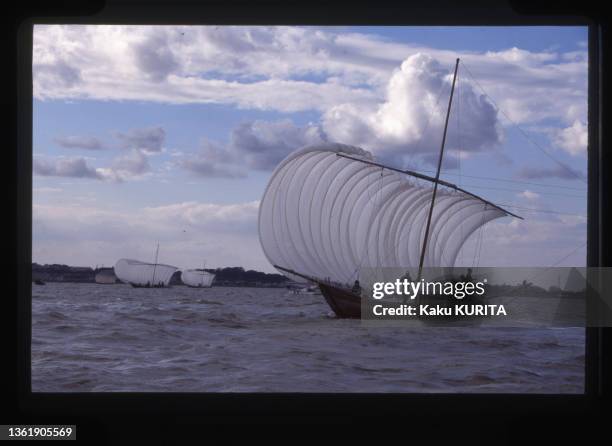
[114,258,178,286]
[181,270,215,287]
[258,143,508,285]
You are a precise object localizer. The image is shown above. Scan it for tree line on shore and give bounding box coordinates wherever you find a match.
[31,263,290,287]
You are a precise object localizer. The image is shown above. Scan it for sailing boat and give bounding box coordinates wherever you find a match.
[181,261,216,288]
[114,243,178,288]
[258,58,522,318]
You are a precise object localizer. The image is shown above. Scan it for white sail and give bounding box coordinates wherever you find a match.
[114,258,178,287]
[95,268,117,284]
[259,143,509,285]
[181,269,215,287]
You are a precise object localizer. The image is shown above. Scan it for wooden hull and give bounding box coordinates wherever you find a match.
[275,265,492,322]
[318,283,361,318]
[272,265,361,319]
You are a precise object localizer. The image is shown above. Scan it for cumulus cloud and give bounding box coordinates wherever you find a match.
[54,135,105,150]
[179,156,246,179]
[322,53,502,165]
[179,119,327,176]
[228,120,327,169]
[116,126,166,153]
[33,157,106,180]
[132,32,179,82]
[484,47,558,65]
[41,127,165,182]
[418,152,461,170]
[106,149,151,181]
[32,25,586,131]
[516,164,585,181]
[33,59,81,90]
[176,54,506,177]
[553,120,587,156]
[34,149,152,183]
[32,26,377,112]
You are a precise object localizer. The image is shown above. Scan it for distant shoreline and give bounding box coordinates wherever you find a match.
[31,263,292,288]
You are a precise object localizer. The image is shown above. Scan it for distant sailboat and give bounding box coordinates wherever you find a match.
[258,58,522,318]
[114,243,178,288]
[181,265,215,288]
[95,267,117,284]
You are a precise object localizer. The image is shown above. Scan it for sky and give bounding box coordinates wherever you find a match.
[32,25,588,272]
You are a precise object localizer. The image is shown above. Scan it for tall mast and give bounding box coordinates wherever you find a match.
[417,58,460,279]
[152,241,159,284]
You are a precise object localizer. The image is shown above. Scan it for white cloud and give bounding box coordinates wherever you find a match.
[33,25,587,129]
[34,151,152,183]
[322,53,502,164]
[33,156,108,180]
[553,120,587,156]
[484,47,558,65]
[54,135,105,150]
[116,126,166,153]
[518,190,540,200]
[37,126,171,182]
[179,119,327,175]
[32,25,377,112]
[108,149,151,179]
[142,201,259,232]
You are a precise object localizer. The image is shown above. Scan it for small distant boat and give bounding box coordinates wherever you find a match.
[33,279,46,285]
[287,283,321,295]
[115,259,178,288]
[95,267,117,284]
[181,269,215,288]
[114,243,178,288]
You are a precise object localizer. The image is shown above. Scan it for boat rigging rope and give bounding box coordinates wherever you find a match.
[457,68,464,265]
[525,241,587,283]
[455,183,584,198]
[494,203,585,218]
[461,61,587,185]
[471,204,488,268]
[417,73,452,161]
[493,240,587,307]
[416,170,586,191]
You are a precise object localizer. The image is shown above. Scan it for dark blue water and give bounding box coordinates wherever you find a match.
[32,283,584,392]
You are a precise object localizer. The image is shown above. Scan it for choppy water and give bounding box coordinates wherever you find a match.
[32,283,584,393]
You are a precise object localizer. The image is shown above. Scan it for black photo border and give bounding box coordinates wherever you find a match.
[7,0,611,433]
